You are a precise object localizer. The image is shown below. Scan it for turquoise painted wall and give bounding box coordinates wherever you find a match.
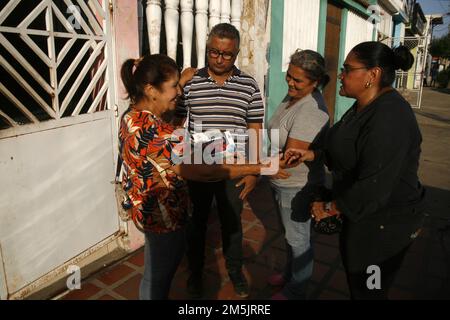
[267,0,285,121]
[318,0,328,56]
[393,20,403,47]
[268,0,375,123]
[334,8,354,122]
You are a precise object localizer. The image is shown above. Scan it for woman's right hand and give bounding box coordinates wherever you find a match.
[260,155,291,179]
[179,67,197,87]
[284,148,315,164]
[310,201,331,222]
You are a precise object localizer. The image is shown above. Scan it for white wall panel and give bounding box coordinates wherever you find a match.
[282,0,320,71]
[0,115,119,293]
[345,10,374,58]
[379,6,393,38]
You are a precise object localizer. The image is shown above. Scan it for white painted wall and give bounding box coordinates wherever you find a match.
[345,11,375,58]
[239,0,270,96]
[379,6,393,38]
[281,0,320,71]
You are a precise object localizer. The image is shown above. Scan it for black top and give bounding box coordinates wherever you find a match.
[324,89,424,223]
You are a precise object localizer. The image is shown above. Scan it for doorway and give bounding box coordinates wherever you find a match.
[323,1,342,124]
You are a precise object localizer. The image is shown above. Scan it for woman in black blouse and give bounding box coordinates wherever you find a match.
[286,41,426,299]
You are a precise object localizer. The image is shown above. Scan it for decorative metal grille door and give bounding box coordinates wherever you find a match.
[382,36,429,109]
[0,0,120,298]
[0,0,115,129]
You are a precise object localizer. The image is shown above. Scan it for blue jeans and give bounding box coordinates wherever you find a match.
[271,185,313,299]
[139,227,186,300]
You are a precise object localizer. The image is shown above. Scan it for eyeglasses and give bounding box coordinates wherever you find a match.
[340,65,367,74]
[207,48,236,61]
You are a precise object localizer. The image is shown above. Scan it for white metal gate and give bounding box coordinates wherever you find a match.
[382,36,429,109]
[0,0,119,298]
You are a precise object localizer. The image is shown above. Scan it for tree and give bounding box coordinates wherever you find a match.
[430,33,450,58]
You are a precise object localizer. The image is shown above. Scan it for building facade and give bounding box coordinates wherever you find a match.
[0,0,413,299]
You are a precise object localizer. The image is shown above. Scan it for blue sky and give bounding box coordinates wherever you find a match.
[417,0,450,38]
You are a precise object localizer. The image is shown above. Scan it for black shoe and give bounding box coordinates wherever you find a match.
[187,273,203,299]
[229,272,249,298]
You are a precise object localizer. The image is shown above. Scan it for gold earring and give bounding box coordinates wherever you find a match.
[365,82,372,88]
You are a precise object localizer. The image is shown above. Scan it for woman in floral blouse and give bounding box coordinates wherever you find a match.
[119,54,292,300]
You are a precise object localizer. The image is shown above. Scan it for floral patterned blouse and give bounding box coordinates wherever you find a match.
[119,107,191,233]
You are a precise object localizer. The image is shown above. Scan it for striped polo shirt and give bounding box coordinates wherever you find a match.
[176,67,264,153]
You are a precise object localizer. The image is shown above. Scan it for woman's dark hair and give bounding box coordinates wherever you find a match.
[120,54,179,104]
[351,41,414,88]
[290,49,330,89]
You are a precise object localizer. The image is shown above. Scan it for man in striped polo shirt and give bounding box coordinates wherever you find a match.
[175,23,264,298]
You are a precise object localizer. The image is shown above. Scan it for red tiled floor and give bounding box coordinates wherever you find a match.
[216,281,248,300]
[243,239,264,258]
[97,264,136,286]
[62,282,102,300]
[126,249,145,267]
[97,294,117,300]
[326,269,349,295]
[112,274,142,300]
[244,224,268,243]
[170,266,190,297]
[244,263,274,290]
[70,178,445,301]
[242,209,257,222]
[312,262,330,283]
[254,247,286,271]
[168,287,190,300]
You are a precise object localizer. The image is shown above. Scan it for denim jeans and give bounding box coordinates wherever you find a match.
[271,185,313,299]
[139,227,186,300]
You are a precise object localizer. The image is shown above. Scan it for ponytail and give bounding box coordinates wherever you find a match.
[120,54,179,105]
[120,59,139,103]
[393,45,414,71]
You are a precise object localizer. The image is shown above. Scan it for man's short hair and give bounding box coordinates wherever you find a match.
[207,23,240,48]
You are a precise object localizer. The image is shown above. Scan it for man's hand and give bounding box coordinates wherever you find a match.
[236,175,259,200]
[284,148,315,164]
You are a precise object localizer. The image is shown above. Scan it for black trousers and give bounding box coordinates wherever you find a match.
[342,245,410,300]
[186,179,244,275]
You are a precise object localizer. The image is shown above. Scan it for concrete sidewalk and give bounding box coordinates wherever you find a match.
[58,87,450,300]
